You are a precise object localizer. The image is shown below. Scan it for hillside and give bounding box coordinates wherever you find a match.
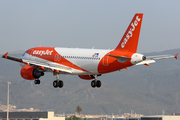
[0,49,180,115]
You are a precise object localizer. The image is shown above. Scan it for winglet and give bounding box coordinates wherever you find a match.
[2,52,8,58]
[174,53,178,59]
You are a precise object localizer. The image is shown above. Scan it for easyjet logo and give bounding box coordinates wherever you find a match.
[121,16,141,48]
[33,50,53,55]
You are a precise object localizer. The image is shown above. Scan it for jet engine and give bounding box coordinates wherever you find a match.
[20,66,44,80]
[131,53,146,64]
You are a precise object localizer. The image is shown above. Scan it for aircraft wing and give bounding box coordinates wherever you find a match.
[136,53,178,66]
[2,52,22,62]
[22,59,72,74]
[2,52,72,74]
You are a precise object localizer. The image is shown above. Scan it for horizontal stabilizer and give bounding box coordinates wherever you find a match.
[136,60,155,65]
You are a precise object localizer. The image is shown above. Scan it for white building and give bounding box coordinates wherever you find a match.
[0,111,65,120]
[141,115,180,120]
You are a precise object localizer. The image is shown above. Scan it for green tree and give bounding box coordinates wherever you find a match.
[67,115,81,120]
[76,106,82,115]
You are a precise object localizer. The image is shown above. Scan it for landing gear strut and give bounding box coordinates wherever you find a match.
[91,75,101,88]
[53,72,64,88]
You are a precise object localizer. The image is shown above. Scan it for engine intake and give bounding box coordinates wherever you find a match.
[33,69,44,78]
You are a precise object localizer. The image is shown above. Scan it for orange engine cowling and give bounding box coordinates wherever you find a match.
[78,75,95,80]
[20,66,44,80]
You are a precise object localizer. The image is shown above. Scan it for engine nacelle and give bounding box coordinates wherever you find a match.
[131,53,146,64]
[78,75,95,80]
[20,66,44,80]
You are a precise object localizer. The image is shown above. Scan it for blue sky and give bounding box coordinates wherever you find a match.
[0,0,180,54]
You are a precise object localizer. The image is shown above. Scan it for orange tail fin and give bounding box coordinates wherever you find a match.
[115,13,143,53]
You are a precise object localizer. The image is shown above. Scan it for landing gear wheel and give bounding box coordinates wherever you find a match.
[91,80,96,88]
[96,80,101,88]
[34,80,40,85]
[59,80,64,88]
[91,79,101,88]
[53,80,58,88]
[53,80,64,88]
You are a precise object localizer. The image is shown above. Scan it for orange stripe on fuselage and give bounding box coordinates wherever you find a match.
[25,47,89,72]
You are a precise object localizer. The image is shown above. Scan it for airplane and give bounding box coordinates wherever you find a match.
[2,13,178,88]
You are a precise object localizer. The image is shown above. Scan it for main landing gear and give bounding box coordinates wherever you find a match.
[34,73,101,88]
[53,72,64,88]
[53,80,63,88]
[91,75,101,88]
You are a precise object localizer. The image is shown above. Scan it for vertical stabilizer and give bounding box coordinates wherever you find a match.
[115,13,143,53]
